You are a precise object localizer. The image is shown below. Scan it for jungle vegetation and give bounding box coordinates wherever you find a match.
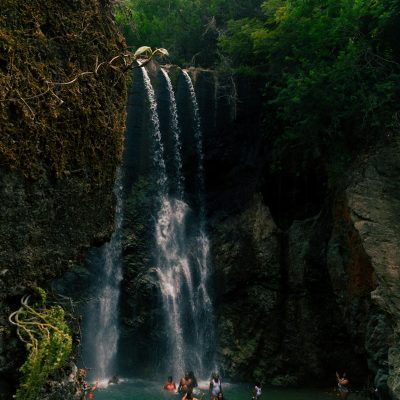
[115,0,400,184]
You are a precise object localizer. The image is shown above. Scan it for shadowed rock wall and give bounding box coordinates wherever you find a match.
[343,138,400,398]
[192,68,399,397]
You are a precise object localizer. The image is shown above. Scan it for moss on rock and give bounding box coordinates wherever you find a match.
[0,0,128,182]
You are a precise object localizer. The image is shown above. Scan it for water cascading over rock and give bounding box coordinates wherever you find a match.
[126,65,216,379]
[81,172,123,380]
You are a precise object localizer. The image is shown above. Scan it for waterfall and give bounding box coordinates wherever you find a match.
[141,66,215,379]
[182,70,215,373]
[141,68,168,191]
[81,170,123,380]
[161,67,184,199]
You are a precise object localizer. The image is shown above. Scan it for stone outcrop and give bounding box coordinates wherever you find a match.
[344,137,400,398]
[209,128,400,398]
[210,195,281,381]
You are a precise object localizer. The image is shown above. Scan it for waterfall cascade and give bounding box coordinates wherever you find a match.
[81,171,123,380]
[161,68,184,199]
[80,64,216,381]
[142,66,216,378]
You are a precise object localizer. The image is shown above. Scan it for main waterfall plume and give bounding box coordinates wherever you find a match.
[139,65,216,378]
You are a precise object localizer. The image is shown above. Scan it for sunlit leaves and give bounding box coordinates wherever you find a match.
[134,45,153,57]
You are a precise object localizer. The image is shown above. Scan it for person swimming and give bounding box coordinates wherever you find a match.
[164,376,177,391]
[108,375,119,385]
[336,372,350,399]
[85,379,98,400]
[188,371,198,388]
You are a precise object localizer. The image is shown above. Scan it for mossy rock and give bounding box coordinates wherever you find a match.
[0,0,128,182]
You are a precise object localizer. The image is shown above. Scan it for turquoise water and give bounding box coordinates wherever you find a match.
[93,379,369,400]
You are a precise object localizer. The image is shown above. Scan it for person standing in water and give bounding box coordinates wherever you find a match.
[252,382,262,400]
[164,376,177,391]
[336,372,350,399]
[188,371,198,388]
[178,372,193,394]
[209,372,222,400]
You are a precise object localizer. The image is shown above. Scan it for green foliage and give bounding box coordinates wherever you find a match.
[113,0,264,67]
[218,18,265,67]
[9,291,72,400]
[114,0,400,183]
[219,0,400,183]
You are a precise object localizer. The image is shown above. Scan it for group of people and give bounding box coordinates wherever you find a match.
[164,371,203,400]
[74,365,385,400]
[164,371,262,400]
[164,371,225,400]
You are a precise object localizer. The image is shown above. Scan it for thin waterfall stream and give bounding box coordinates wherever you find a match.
[81,170,123,380]
[161,68,184,199]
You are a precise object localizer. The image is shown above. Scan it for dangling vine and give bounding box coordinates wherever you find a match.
[9,288,72,400]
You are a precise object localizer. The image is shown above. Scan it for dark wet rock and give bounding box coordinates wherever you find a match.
[210,195,280,381]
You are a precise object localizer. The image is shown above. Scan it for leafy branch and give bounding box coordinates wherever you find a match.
[9,289,73,400]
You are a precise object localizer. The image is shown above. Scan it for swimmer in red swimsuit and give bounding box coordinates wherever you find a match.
[86,380,98,400]
[164,376,177,391]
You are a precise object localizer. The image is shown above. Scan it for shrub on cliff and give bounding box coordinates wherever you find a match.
[9,288,72,400]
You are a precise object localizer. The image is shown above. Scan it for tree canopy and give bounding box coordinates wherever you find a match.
[115,0,400,183]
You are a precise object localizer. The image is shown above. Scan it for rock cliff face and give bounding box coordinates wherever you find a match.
[192,67,400,397]
[0,0,127,398]
[198,72,368,384]
[118,63,400,398]
[343,139,400,398]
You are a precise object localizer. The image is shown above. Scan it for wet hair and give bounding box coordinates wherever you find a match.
[255,382,261,387]
[168,376,173,381]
